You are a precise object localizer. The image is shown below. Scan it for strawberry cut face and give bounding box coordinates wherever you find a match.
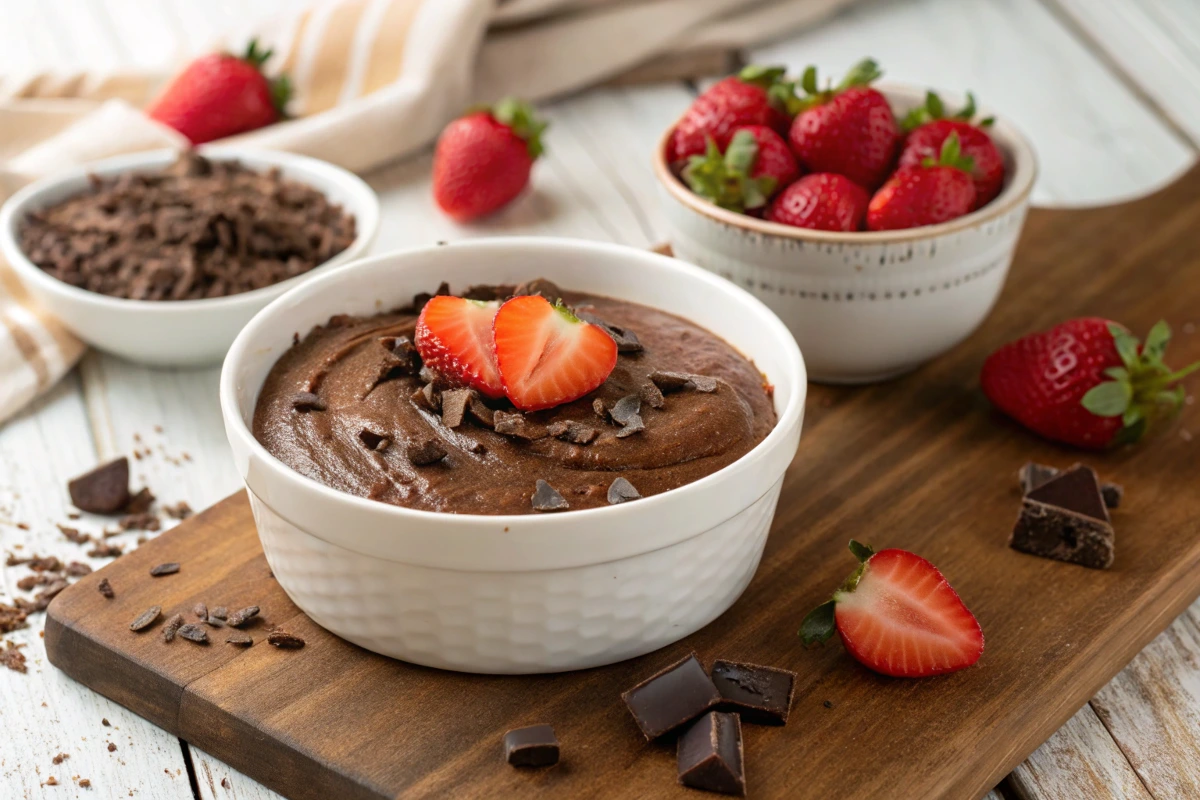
[414,296,505,398]
[493,295,618,412]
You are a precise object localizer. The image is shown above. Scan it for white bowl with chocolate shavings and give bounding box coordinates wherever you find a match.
[0,148,379,367]
[220,238,806,674]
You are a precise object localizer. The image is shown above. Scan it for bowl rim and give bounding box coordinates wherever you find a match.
[219,236,807,540]
[0,146,381,314]
[652,82,1039,243]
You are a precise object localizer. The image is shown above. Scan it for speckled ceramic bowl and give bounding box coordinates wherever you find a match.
[653,84,1038,384]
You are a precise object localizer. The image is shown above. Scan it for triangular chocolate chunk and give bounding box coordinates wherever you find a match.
[1026,466,1109,523]
[677,711,745,796]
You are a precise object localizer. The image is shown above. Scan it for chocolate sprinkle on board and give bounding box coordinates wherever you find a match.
[441,389,472,428]
[267,629,306,649]
[407,438,448,466]
[0,642,28,674]
[291,392,326,412]
[226,631,253,647]
[149,562,180,577]
[532,480,569,512]
[129,606,162,632]
[97,579,114,599]
[178,623,209,644]
[162,614,184,643]
[226,606,260,628]
[67,457,131,514]
[0,603,28,634]
[607,478,642,505]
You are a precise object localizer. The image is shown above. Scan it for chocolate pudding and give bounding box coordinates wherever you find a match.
[252,284,775,515]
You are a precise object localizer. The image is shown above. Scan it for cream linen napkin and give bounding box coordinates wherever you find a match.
[0,0,853,424]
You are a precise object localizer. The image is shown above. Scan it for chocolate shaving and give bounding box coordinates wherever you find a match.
[607,478,642,505]
[291,392,326,412]
[407,438,448,466]
[513,278,563,303]
[494,411,548,441]
[178,623,209,644]
[68,458,131,514]
[28,556,63,573]
[211,607,229,620]
[548,421,598,444]
[129,606,162,632]
[163,501,193,520]
[149,562,180,577]
[17,573,55,591]
[639,381,665,409]
[576,310,643,353]
[162,614,184,643]
[226,606,260,628]
[226,631,254,647]
[650,371,718,393]
[441,389,472,428]
[412,382,442,412]
[97,579,114,599]
[120,512,160,532]
[608,395,642,426]
[532,480,569,513]
[467,396,496,428]
[267,628,306,649]
[36,579,69,605]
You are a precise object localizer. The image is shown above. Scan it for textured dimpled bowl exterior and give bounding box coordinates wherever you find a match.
[221,238,806,674]
[654,84,1038,384]
[0,147,380,367]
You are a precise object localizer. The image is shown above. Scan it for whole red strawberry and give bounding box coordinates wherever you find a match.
[900,92,1004,209]
[788,59,900,189]
[981,318,1200,449]
[683,126,799,212]
[866,133,976,231]
[668,65,797,162]
[432,98,547,222]
[766,173,868,232]
[147,40,289,145]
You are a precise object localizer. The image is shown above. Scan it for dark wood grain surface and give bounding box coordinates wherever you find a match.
[45,168,1200,800]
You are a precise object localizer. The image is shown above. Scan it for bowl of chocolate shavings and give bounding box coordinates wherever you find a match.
[0,148,379,367]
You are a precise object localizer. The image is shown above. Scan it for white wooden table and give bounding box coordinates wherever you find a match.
[2,1,1199,797]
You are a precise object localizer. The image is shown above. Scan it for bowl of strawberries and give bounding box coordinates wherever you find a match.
[653,59,1037,384]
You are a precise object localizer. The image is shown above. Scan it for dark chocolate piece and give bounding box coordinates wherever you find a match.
[548,421,598,445]
[621,652,722,740]
[267,628,306,649]
[407,439,448,466]
[710,660,796,725]
[532,480,569,513]
[676,711,745,796]
[650,371,718,394]
[178,623,209,644]
[592,398,607,418]
[162,614,184,643]
[64,561,92,577]
[640,381,665,409]
[149,562,180,577]
[291,392,326,412]
[503,724,560,767]
[607,478,641,505]
[97,578,114,599]
[441,389,472,429]
[226,606,260,628]
[467,396,496,428]
[615,417,645,438]
[124,486,156,514]
[411,383,441,412]
[495,412,548,441]
[210,607,229,620]
[1010,465,1114,569]
[1018,462,1123,509]
[609,395,641,426]
[129,606,162,632]
[377,335,419,374]
[193,602,208,620]
[226,631,253,647]
[68,457,131,514]
[513,278,563,303]
[576,310,643,353]
[359,429,389,451]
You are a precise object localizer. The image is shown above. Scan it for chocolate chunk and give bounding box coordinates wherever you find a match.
[28,555,63,572]
[413,282,451,312]
[495,412,548,441]
[609,395,642,426]
[441,389,472,429]
[97,579,114,599]
[86,541,123,559]
[407,438,448,466]
[124,487,155,514]
[0,641,27,674]
[64,561,92,577]
[687,375,719,393]
[651,371,718,393]
[677,711,746,796]
[162,614,184,643]
[607,478,641,505]
[68,458,131,514]
[622,652,722,740]
[411,383,441,412]
[1010,465,1114,569]
[226,606,260,628]
[17,573,53,591]
[204,615,226,629]
[549,421,598,445]
[462,284,515,302]
[468,396,496,428]
[615,416,645,438]
[193,602,209,620]
[178,623,209,644]
[576,310,643,354]
[640,381,665,409]
[291,392,326,412]
[129,606,162,632]
[226,631,253,647]
[503,724,560,767]
[0,603,28,633]
[710,660,795,725]
[593,398,607,418]
[513,278,563,303]
[378,335,419,371]
[267,628,306,649]
[531,480,569,513]
[1018,462,1123,510]
[358,429,390,451]
[149,562,179,577]
[210,607,229,620]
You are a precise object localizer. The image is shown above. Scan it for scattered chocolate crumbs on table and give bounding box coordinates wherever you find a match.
[532,480,569,513]
[19,152,357,301]
[148,562,180,577]
[129,606,162,632]
[226,606,259,628]
[16,522,28,530]
[163,501,193,520]
[267,628,306,649]
[607,478,642,505]
[125,487,156,515]
[97,579,114,599]
[221,778,230,789]
[0,640,28,673]
[162,614,184,643]
[407,438,448,466]
[226,631,253,647]
[58,525,90,544]
[193,602,208,620]
[28,555,63,572]
[64,561,92,577]
[101,718,110,727]
[52,753,68,765]
[120,512,161,532]
[291,392,326,412]
[17,573,55,591]
[178,624,209,644]
[87,542,124,559]
[67,458,131,514]
[441,389,472,429]
[107,743,117,752]
[79,778,91,788]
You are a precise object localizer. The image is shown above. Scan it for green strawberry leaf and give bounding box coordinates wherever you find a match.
[838,57,882,89]
[1104,366,1130,381]
[848,540,875,563]
[1081,380,1132,417]
[681,132,767,212]
[724,129,759,174]
[1144,320,1172,360]
[922,132,975,173]
[956,92,977,120]
[492,97,549,159]
[800,65,819,96]
[738,64,788,87]
[799,600,837,645]
[979,116,996,127]
[1109,325,1141,369]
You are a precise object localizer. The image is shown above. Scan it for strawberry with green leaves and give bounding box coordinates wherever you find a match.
[801,541,984,678]
[683,126,799,212]
[866,132,976,230]
[900,91,1005,209]
[981,318,1200,449]
[668,65,798,162]
[766,173,869,232]
[787,58,901,189]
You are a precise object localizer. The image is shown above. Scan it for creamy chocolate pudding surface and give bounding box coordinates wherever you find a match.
[252,285,776,515]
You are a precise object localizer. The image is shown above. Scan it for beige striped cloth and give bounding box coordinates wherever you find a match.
[0,0,852,424]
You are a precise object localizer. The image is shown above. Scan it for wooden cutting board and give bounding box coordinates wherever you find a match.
[45,168,1200,800]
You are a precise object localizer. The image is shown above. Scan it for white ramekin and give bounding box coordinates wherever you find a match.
[654,84,1038,385]
[0,147,380,367]
[220,238,806,674]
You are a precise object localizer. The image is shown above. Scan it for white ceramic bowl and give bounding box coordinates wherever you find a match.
[654,84,1038,384]
[220,238,806,674]
[0,147,380,367]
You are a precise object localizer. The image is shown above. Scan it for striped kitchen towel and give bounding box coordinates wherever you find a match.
[0,0,853,424]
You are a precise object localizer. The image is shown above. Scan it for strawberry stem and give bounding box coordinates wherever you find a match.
[492,97,548,159]
[921,132,975,174]
[681,131,774,212]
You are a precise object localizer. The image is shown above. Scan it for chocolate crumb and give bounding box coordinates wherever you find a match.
[0,640,27,673]
[129,606,162,632]
[119,512,160,532]
[28,555,63,572]
[211,606,229,620]
[0,603,28,633]
[593,398,607,418]
[226,631,253,647]
[163,501,192,520]
[639,381,665,409]
[97,579,114,599]
[124,487,156,514]
[823,700,833,709]
[291,392,326,412]
[162,614,184,643]
[52,753,68,765]
[441,389,472,428]
[358,429,389,451]
[87,542,123,559]
[107,743,116,752]
[650,371,718,393]
[607,478,642,505]
[267,628,306,649]
[226,606,259,627]
[68,458,131,514]
[149,562,180,577]
[532,480,569,513]
[221,778,229,789]
[407,438,448,466]
[36,579,70,605]
[178,623,209,644]
[101,718,110,727]
[79,779,91,788]
[193,602,208,621]
[44,777,57,786]
[576,310,643,353]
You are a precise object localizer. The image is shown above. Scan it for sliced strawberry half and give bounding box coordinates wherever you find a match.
[414,296,505,398]
[492,295,618,411]
[801,541,984,678]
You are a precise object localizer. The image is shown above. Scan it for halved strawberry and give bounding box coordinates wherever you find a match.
[492,295,617,411]
[414,296,504,398]
[801,541,984,678]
